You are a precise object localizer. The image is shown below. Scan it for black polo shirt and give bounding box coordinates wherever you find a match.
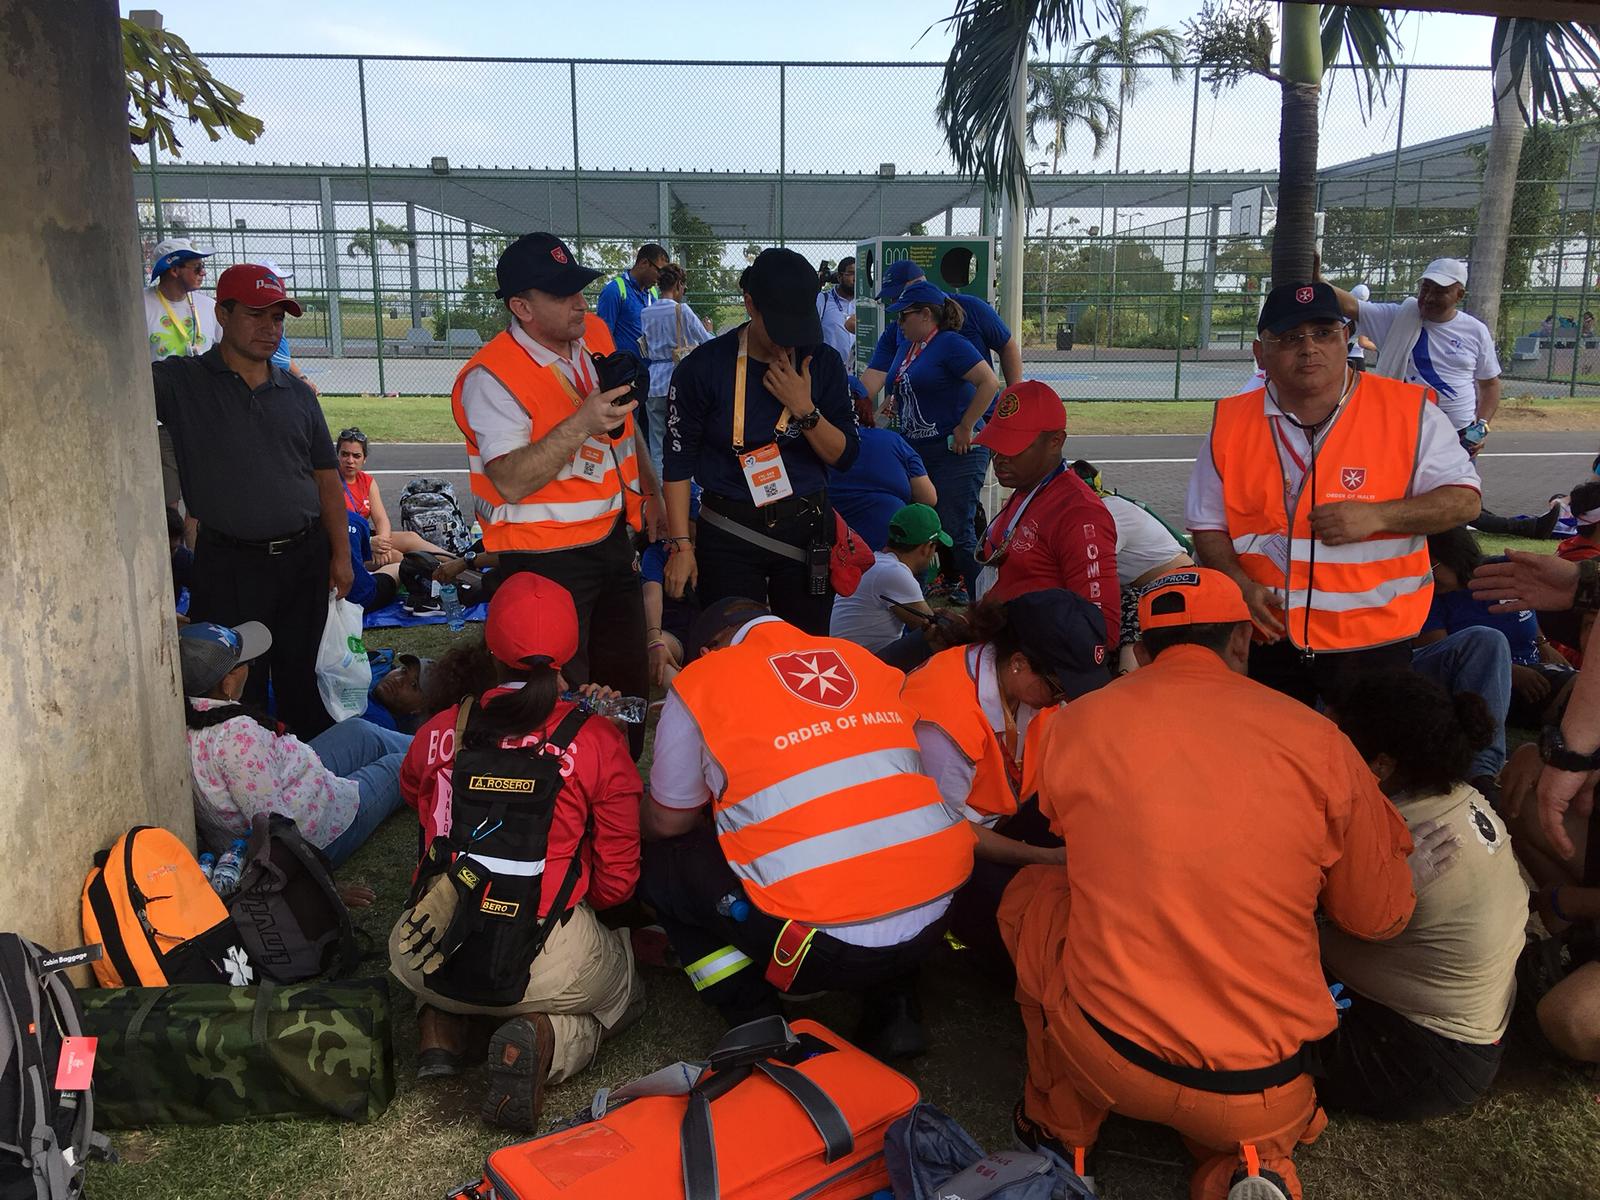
[153,347,336,539]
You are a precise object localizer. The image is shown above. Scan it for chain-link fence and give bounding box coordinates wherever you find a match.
[135,54,1600,399]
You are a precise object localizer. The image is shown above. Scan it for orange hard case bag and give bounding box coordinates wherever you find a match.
[458,1016,918,1200]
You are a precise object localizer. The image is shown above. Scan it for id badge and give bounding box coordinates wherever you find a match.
[1261,533,1291,573]
[573,437,611,482]
[740,443,794,507]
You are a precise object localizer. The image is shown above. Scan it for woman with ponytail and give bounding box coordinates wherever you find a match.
[1316,670,1529,1120]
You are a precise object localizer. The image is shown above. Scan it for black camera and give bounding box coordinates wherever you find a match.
[590,349,648,437]
[817,260,838,287]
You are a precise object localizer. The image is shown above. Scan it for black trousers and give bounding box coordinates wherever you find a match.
[1307,990,1503,1121]
[945,798,1061,980]
[638,823,946,1022]
[188,528,333,739]
[696,494,834,635]
[1247,638,1413,709]
[497,519,648,758]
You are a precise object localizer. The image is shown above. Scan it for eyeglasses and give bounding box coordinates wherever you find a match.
[1261,324,1348,348]
[337,428,368,447]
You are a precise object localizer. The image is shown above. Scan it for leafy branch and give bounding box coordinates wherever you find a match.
[124,19,264,156]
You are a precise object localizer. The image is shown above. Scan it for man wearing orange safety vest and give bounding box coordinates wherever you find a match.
[642,597,976,1061]
[1001,568,1428,1200]
[1186,281,1481,706]
[452,232,665,755]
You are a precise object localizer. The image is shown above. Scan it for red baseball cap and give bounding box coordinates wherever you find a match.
[974,381,1066,456]
[485,573,579,669]
[215,263,303,317]
[1138,568,1252,631]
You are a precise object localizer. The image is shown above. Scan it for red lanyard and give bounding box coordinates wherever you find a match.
[895,331,936,385]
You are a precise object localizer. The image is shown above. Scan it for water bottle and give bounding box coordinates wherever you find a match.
[197,852,216,883]
[470,520,484,545]
[716,893,751,922]
[561,691,648,724]
[440,583,466,632]
[211,838,248,896]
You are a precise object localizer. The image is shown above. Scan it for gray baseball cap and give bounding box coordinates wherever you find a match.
[178,621,272,697]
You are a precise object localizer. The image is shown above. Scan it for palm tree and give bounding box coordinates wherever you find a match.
[346,219,415,260]
[1468,19,1600,338]
[1027,62,1115,330]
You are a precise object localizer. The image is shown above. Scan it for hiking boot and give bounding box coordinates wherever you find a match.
[482,1013,556,1131]
[1013,1103,1096,1192]
[1227,1165,1291,1200]
[853,988,928,1062]
[415,1004,472,1081]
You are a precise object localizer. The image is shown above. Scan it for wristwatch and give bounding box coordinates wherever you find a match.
[463,551,478,567]
[1539,724,1600,772]
[791,407,823,431]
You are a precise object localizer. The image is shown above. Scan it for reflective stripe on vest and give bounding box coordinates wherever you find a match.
[684,945,754,992]
[1211,373,1434,652]
[449,317,643,553]
[467,853,547,877]
[672,620,974,928]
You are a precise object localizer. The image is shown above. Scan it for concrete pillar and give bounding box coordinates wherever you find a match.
[319,176,344,356]
[406,201,422,330]
[0,0,193,948]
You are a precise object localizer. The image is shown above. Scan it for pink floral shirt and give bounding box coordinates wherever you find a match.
[187,700,360,848]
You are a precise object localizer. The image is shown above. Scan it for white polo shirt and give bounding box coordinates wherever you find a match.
[915,643,1039,828]
[1358,300,1500,431]
[457,322,601,464]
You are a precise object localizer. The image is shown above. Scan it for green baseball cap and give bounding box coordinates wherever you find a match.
[888,503,952,548]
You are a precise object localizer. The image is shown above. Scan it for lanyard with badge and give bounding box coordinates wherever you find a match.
[544,345,624,485]
[158,291,201,355]
[977,462,1066,567]
[731,327,795,507]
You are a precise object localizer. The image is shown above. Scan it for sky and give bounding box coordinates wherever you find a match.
[128,1,1500,66]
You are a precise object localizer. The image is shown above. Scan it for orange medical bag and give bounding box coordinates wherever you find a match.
[452,1017,918,1200]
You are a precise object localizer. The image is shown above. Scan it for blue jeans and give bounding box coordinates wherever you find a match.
[911,437,990,592]
[1412,626,1510,781]
[310,718,412,866]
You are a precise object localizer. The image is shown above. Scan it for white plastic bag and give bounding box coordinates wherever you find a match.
[316,590,371,723]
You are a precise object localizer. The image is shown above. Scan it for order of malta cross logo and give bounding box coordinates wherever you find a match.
[1296,286,1315,304]
[1340,466,1367,492]
[768,650,859,710]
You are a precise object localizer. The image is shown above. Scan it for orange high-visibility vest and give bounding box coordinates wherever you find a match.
[450,315,642,552]
[901,646,1057,821]
[1210,372,1435,653]
[671,620,975,928]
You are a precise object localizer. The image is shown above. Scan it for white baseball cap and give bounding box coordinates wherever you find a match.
[254,259,292,281]
[150,237,213,280]
[1350,283,1371,302]
[1420,258,1468,289]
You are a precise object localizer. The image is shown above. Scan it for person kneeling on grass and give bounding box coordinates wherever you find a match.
[388,572,644,1130]
[180,621,412,865]
[1315,670,1526,1120]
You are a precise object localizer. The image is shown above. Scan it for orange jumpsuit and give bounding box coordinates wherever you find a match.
[999,643,1414,1200]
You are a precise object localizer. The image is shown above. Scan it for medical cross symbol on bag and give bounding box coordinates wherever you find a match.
[1341,466,1367,491]
[768,650,858,710]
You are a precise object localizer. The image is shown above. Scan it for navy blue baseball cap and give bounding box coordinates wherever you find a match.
[1002,589,1110,702]
[1258,282,1347,336]
[495,232,601,300]
[885,280,948,315]
[875,259,927,303]
[178,621,272,696]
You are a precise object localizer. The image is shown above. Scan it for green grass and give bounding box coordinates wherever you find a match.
[319,393,1600,445]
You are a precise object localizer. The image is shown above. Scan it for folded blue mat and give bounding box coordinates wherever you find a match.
[363,599,488,629]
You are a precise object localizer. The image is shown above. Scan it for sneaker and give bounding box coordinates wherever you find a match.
[1012,1102,1096,1192]
[945,584,971,607]
[403,593,441,616]
[927,575,954,599]
[482,1013,556,1131]
[1227,1166,1291,1200]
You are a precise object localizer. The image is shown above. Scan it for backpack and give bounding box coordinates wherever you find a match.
[398,477,473,556]
[406,699,591,1008]
[830,511,875,597]
[228,815,356,984]
[80,827,254,989]
[0,935,113,1198]
[885,1102,1096,1200]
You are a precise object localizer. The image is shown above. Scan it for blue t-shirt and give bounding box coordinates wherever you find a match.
[829,428,929,550]
[596,274,653,357]
[885,331,984,441]
[663,326,859,500]
[867,294,1013,372]
[271,334,292,370]
[345,509,379,610]
[1424,589,1542,666]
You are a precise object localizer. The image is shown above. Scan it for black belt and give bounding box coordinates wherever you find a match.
[201,522,316,555]
[701,490,825,529]
[1079,1004,1306,1095]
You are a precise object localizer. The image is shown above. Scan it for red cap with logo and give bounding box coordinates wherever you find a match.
[974,380,1066,456]
[485,573,580,669]
[215,264,303,317]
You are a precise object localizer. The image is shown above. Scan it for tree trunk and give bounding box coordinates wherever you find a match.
[1468,38,1529,339]
[1107,93,1125,345]
[1042,134,1061,334]
[1272,4,1324,287]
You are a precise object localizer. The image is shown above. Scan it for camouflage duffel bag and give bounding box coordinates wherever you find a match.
[77,976,395,1126]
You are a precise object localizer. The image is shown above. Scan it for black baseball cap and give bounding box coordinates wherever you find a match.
[1003,589,1110,702]
[687,596,772,661]
[743,248,823,347]
[495,232,601,300]
[1258,282,1348,336]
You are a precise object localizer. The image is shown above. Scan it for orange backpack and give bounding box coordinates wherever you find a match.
[457,1017,918,1200]
[80,826,253,988]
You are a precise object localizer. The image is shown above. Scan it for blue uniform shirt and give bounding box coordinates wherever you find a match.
[596,274,655,357]
[884,331,984,441]
[664,326,859,500]
[1425,589,1543,667]
[868,293,1012,372]
[829,427,929,550]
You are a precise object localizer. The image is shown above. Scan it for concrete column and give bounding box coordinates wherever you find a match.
[319,176,344,355]
[0,0,192,949]
[406,200,422,330]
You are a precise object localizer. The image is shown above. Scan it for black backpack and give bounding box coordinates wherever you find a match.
[398,478,473,556]
[228,815,356,984]
[0,936,112,1199]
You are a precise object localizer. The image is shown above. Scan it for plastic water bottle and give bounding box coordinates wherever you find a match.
[561,691,648,724]
[211,839,248,897]
[716,894,752,922]
[197,852,216,883]
[470,520,484,545]
[440,583,466,632]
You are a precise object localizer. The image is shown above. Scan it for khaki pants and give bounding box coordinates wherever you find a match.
[390,902,642,1084]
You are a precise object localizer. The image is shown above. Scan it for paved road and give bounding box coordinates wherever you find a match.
[366,429,1596,533]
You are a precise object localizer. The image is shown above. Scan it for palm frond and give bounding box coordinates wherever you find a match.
[1491,18,1600,124]
[1320,4,1402,117]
